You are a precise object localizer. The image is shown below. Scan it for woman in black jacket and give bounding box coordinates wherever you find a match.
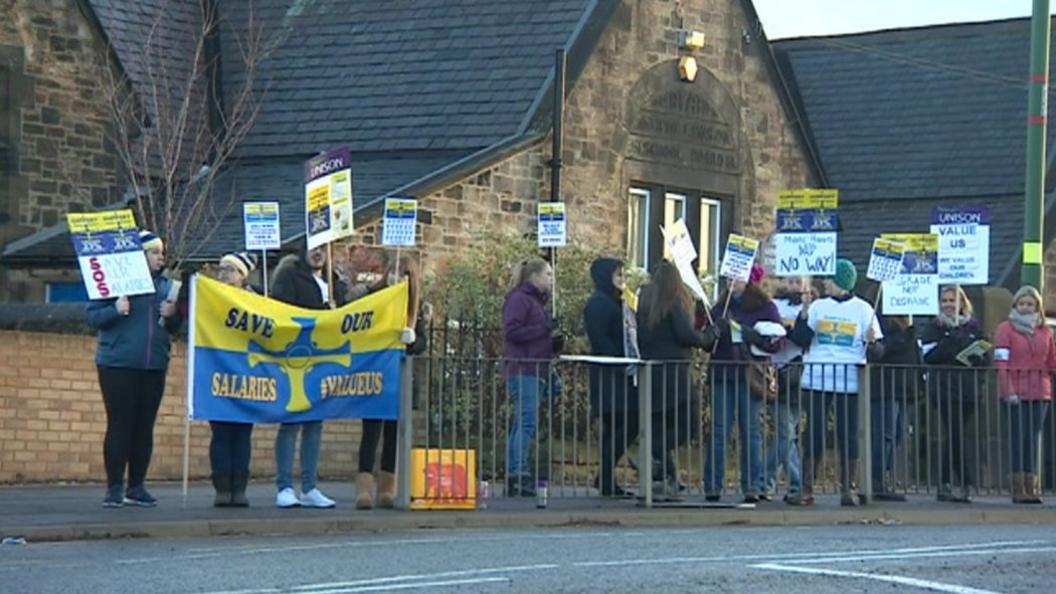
[584,258,638,496]
[867,315,921,501]
[355,254,429,509]
[636,261,718,497]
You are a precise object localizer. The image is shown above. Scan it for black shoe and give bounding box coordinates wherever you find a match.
[873,491,907,502]
[231,472,250,507]
[840,492,861,506]
[595,478,633,497]
[786,493,814,506]
[757,492,773,502]
[743,493,760,504]
[103,484,124,508]
[506,476,536,497]
[705,493,721,502]
[124,485,158,507]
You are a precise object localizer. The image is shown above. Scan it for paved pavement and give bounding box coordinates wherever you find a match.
[2,480,1056,543]
[2,524,1054,593]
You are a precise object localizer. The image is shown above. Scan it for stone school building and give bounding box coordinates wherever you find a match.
[1,0,1054,481]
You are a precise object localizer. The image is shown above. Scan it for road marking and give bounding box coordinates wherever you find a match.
[289,564,559,591]
[785,546,1056,565]
[307,577,509,593]
[752,563,1002,594]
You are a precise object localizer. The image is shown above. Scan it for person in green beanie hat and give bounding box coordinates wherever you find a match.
[788,258,882,507]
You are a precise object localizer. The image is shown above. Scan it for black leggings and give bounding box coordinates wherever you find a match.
[359,419,397,473]
[97,366,166,488]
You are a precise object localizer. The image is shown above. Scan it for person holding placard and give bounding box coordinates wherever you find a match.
[993,286,1056,504]
[87,231,182,508]
[789,258,881,506]
[354,254,429,510]
[210,251,259,507]
[919,286,988,503]
[270,243,349,509]
[703,263,784,503]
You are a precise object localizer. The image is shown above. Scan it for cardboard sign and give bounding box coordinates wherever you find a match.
[867,238,906,282]
[774,188,838,277]
[661,219,709,304]
[777,188,839,210]
[382,197,418,247]
[929,206,990,285]
[719,234,759,282]
[774,233,837,276]
[243,202,281,251]
[409,448,477,511]
[304,147,354,250]
[880,233,939,315]
[67,210,155,300]
[537,202,567,247]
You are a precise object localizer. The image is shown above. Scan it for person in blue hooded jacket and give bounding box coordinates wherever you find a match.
[86,230,182,508]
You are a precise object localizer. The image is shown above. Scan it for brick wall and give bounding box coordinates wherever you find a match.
[0,330,362,484]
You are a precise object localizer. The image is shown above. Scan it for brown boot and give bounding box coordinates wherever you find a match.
[1024,473,1044,504]
[355,472,375,510]
[1011,473,1028,504]
[377,471,397,508]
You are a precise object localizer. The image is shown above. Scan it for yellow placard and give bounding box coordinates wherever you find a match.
[409,448,477,511]
[66,209,137,234]
[777,188,839,210]
[881,233,938,253]
[873,238,906,255]
[385,198,416,215]
[539,203,565,217]
[728,234,760,252]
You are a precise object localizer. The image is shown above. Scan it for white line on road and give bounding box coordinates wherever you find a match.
[308,577,510,593]
[752,562,1003,594]
[783,546,1056,565]
[288,564,559,591]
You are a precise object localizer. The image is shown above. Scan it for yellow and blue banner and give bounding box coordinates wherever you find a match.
[187,275,408,422]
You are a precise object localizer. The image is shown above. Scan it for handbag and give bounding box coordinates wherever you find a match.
[742,345,777,400]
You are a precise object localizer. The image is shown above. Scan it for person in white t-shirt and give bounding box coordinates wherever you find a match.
[788,259,882,506]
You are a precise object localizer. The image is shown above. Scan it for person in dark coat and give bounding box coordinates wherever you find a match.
[86,230,182,508]
[584,257,639,496]
[637,261,718,498]
[867,314,922,502]
[270,243,349,509]
[920,286,989,503]
[354,254,429,510]
[502,257,560,497]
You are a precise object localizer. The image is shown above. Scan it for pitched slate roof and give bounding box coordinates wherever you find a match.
[774,17,1056,286]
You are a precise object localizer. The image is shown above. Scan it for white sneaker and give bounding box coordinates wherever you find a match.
[300,488,336,508]
[276,487,300,508]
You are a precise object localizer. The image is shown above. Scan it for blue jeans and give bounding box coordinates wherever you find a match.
[507,375,544,478]
[1007,401,1050,473]
[704,380,764,494]
[871,398,903,487]
[765,400,802,495]
[275,421,323,492]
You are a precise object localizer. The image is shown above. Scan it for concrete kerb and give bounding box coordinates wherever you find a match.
[8,506,1056,543]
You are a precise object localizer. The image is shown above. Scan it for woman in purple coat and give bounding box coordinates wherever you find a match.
[502,258,561,497]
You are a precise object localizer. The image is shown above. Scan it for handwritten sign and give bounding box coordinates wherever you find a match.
[537,202,567,247]
[929,206,990,285]
[774,233,837,276]
[774,188,838,277]
[304,147,354,250]
[243,202,281,251]
[661,219,709,304]
[67,209,155,300]
[382,197,418,247]
[880,233,939,315]
[867,238,905,282]
[720,234,759,282]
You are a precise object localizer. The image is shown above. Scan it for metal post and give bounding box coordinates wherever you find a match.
[396,355,415,510]
[638,362,653,508]
[262,250,269,297]
[549,48,566,318]
[181,414,191,508]
[1023,0,1051,289]
[858,364,873,504]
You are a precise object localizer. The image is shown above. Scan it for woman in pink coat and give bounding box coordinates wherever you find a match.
[993,285,1055,504]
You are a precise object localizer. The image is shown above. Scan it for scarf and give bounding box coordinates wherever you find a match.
[1009,310,1040,336]
[936,311,965,328]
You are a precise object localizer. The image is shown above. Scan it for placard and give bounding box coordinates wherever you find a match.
[243,202,281,251]
[880,233,939,315]
[929,206,990,285]
[774,188,839,277]
[304,147,353,250]
[67,209,155,300]
[661,219,709,303]
[537,202,567,247]
[867,238,905,282]
[382,197,418,247]
[719,234,759,282]
[774,232,837,276]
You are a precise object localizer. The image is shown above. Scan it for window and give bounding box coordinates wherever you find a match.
[45,281,88,303]
[661,192,687,261]
[627,187,651,269]
[698,197,722,275]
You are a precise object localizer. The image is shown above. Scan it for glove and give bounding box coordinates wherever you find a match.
[400,327,416,345]
[548,317,560,330]
[701,325,721,349]
[714,318,731,336]
[551,333,566,355]
[741,325,762,346]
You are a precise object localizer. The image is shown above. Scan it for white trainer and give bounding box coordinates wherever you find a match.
[300,488,336,508]
[276,487,300,508]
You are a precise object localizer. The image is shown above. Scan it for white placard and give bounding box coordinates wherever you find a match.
[867,238,905,283]
[537,202,567,247]
[719,234,759,282]
[882,274,939,315]
[304,147,353,250]
[774,232,836,276]
[382,198,418,247]
[243,202,281,251]
[930,208,990,285]
[661,219,709,304]
[67,210,155,300]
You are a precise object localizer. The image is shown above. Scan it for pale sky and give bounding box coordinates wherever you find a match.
[753,0,1040,40]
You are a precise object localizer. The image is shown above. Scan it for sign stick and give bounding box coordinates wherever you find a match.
[955,284,962,324]
[551,247,558,317]
[262,250,269,297]
[326,242,335,307]
[181,414,190,508]
[720,282,734,318]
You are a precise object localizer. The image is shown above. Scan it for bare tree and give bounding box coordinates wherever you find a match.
[101,0,268,272]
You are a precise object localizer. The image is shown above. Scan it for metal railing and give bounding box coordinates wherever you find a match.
[395,357,1056,508]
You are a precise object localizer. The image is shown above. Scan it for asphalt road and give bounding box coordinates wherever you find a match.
[2,524,1053,593]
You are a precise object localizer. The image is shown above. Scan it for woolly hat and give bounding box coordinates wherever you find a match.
[833,258,858,292]
[139,230,163,252]
[749,262,765,285]
[220,251,257,277]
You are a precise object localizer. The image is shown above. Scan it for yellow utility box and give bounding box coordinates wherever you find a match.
[409,448,477,510]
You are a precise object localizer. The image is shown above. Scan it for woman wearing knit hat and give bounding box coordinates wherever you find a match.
[788,258,881,506]
[993,285,1056,503]
[210,251,258,507]
[86,230,181,508]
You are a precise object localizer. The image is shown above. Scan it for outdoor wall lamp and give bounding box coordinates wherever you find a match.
[678,56,698,82]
